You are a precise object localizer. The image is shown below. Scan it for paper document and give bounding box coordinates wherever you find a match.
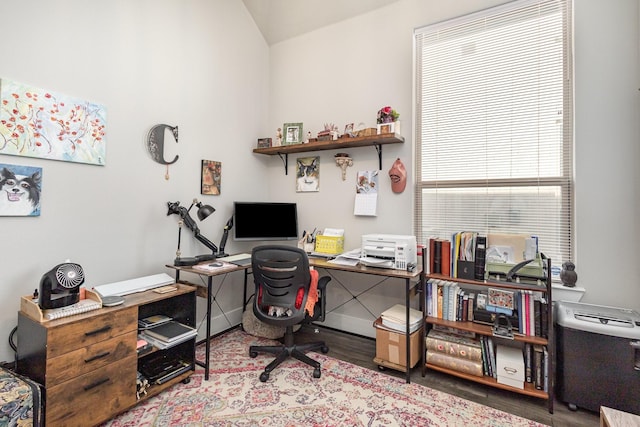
[328,249,362,266]
[359,256,394,268]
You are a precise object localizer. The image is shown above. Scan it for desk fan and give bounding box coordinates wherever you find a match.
[39,262,85,309]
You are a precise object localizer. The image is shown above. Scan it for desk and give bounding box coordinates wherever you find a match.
[307,257,423,383]
[168,257,423,383]
[167,263,250,380]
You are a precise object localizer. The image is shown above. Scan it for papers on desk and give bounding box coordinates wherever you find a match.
[327,248,362,266]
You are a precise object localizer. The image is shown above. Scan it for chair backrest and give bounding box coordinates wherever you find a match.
[252,245,311,325]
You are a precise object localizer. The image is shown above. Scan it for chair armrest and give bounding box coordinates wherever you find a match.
[318,276,331,291]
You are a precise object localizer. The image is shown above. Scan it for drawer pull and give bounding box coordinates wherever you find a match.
[85,326,112,336]
[83,377,110,391]
[84,351,111,363]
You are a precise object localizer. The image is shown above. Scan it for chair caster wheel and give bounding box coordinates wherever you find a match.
[250,351,258,358]
[321,346,329,354]
[182,377,191,384]
[259,372,269,382]
[313,368,321,378]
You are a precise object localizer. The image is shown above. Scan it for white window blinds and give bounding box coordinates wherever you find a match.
[414,0,573,270]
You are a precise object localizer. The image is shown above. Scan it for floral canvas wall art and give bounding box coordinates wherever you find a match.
[0,78,106,165]
[0,163,42,216]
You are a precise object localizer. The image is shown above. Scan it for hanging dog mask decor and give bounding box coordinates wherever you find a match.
[147,124,179,180]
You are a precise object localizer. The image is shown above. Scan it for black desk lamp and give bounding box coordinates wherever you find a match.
[167,199,218,266]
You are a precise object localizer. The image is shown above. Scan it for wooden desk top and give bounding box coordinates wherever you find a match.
[166,262,249,277]
[308,257,422,279]
[166,256,422,280]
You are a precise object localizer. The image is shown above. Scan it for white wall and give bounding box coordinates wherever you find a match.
[0,0,270,362]
[266,0,640,336]
[1,0,638,360]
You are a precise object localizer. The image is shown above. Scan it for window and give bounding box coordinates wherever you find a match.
[414,0,573,271]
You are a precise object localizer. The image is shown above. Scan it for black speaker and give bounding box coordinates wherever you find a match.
[39,263,85,309]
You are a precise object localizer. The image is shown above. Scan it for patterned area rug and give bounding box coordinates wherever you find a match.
[104,329,546,426]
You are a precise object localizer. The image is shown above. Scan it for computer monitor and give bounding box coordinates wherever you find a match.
[233,201,298,241]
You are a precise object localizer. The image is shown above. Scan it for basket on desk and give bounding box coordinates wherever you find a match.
[314,235,344,255]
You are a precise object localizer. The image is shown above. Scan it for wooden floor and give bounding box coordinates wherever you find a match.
[293,324,600,427]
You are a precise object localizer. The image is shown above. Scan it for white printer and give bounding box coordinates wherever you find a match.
[360,234,417,271]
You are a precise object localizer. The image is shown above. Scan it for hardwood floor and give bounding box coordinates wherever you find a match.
[294,324,600,427]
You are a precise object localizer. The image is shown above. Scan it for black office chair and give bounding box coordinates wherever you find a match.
[249,245,331,382]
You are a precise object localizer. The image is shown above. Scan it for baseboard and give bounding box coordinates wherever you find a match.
[320,312,376,339]
[195,307,243,342]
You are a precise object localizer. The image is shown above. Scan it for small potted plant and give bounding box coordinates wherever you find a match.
[376,106,400,135]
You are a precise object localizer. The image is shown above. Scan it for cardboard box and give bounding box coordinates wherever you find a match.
[496,344,525,389]
[374,318,421,368]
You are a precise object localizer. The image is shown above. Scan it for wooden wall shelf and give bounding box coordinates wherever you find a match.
[253,133,404,174]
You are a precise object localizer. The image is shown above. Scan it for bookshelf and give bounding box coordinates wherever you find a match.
[421,257,554,414]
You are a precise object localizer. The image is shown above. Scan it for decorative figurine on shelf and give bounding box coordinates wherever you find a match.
[388,158,407,193]
[560,261,578,287]
[275,128,283,146]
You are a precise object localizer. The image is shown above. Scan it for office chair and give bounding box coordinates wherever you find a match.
[249,245,331,382]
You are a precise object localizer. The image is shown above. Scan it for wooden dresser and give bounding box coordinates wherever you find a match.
[17,284,196,426]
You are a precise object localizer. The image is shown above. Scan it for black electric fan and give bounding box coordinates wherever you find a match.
[39,263,85,309]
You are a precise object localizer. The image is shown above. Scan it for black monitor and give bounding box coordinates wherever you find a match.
[233,202,298,241]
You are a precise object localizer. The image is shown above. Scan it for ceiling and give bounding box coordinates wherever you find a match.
[242,0,399,45]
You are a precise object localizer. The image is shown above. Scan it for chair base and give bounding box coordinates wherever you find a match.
[249,326,329,382]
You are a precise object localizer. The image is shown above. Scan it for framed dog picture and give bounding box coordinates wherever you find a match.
[0,163,42,216]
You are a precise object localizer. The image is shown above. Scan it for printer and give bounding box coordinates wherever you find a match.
[360,234,417,271]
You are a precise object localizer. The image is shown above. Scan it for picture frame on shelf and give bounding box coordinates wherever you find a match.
[257,138,272,148]
[377,122,395,135]
[283,122,303,145]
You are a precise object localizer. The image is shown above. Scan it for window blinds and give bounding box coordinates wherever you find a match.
[413,0,573,270]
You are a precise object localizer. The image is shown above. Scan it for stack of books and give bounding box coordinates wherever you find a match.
[425,329,484,377]
[380,304,423,333]
[139,318,197,350]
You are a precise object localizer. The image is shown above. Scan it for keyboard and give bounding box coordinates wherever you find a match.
[44,299,102,320]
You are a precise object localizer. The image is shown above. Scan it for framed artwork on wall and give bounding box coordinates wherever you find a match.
[0,78,106,165]
[201,160,221,195]
[283,122,303,145]
[296,156,319,192]
[0,163,42,216]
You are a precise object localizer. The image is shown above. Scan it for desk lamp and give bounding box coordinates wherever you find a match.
[167,199,218,266]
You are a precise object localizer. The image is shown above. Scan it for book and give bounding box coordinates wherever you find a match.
[524,343,533,383]
[533,344,544,390]
[138,314,172,329]
[143,321,197,343]
[474,235,487,280]
[441,239,452,277]
[426,330,482,362]
[433,239,442,274]
[426,351,484,377]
